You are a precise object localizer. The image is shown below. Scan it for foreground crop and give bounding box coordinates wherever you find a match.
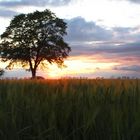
[0,79,140,140]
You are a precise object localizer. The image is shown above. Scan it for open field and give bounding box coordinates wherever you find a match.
[0,79,140,140]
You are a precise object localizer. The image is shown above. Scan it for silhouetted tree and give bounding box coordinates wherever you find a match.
[0,69,4,77]
[0,9,70,78]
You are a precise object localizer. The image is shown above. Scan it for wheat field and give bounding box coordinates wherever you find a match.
[0,79,140,140]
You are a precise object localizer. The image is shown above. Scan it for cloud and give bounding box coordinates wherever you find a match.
[70,40,140,57]
[113,65,140,72]
[126,0,140,4]
[0,9,19,18]
[92,42,140,55]
[112,26,140,42]
[112,27,133,39]
[65,17,140,44]
[66,17,113,42]
[112,0,140,4]
[0,0,72,7]
[64,17,140,63]
[66,24,140,68]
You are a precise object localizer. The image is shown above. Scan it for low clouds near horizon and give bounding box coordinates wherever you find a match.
[114,65,140,72]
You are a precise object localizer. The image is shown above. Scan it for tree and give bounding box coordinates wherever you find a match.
[0,69,4,77]
[0,9,71,78]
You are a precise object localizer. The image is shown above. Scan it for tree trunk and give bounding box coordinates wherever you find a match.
[29,60,37,79]
[31,68,36,79]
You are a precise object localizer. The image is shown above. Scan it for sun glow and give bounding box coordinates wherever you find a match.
[44,56,119,78]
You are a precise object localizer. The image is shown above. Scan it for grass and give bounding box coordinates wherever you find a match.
[0,78,140,140]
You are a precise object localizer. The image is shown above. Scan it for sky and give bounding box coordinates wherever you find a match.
[0,0,140,78]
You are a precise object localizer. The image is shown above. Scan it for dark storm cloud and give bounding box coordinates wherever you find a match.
[113,65,140,72]
[0,0,72,7]
[0,9,19,17]
[65,17,113,42]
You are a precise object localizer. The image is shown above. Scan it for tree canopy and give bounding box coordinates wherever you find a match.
[0,9,71,78]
